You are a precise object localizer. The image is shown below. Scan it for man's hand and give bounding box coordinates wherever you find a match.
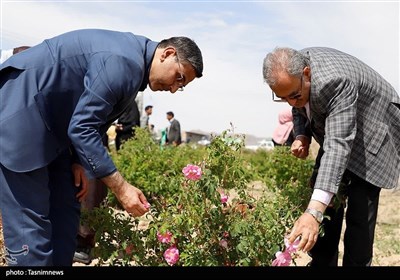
[288,200,327,252]
[71,163,89,202]
[102,171,150,217]
[287,213,320,252]
[291,136,310,159]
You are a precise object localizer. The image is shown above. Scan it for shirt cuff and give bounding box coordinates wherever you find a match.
[311,189,334,206]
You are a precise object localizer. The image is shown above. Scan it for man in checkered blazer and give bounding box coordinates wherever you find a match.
[263,47,400,266]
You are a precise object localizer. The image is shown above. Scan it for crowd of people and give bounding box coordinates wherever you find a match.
[0,29,398,267]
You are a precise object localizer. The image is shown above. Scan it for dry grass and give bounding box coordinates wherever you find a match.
[293,187,400,266]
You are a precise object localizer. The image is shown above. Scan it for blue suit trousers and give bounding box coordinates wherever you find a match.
[0,149,81,266]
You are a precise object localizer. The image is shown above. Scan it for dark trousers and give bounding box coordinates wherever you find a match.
[77,179,108,249]
[309,171,381,266]
[0,150,80,266]
[115,131,134,151]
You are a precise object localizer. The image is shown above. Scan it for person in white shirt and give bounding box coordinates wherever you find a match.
[140,105,153,129]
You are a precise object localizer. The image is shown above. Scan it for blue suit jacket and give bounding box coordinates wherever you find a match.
[0,29,158,177]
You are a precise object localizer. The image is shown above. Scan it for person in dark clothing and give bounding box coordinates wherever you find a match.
[73,178,108,264]
[166,111,182,146]
[73,132,109,265]
[115,102,140,151]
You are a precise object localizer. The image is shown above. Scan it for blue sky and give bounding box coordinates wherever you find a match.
[1,0,399,138]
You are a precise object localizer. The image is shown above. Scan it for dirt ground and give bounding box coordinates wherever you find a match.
[294,186,400,266]
[1,184,399,266]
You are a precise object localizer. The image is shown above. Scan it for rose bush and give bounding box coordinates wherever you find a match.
[82,128,313,266]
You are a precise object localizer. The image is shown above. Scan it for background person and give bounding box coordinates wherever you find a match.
[271,107,295,147]
[140,105,153,130]
[73,178,108,265]
[166,111,182,146]
[0,28,203,266]
[115,102,140,151]
[73,133,110,265]
[263,46,400,266]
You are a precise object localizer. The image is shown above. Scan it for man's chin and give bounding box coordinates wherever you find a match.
[293,101,306,108]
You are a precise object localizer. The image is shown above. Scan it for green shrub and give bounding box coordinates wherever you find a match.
[244,146,313,209]
[84,129,313,266]
[110,128,207,203]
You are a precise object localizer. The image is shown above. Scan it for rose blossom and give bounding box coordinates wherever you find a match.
[143,202,151,209]
[271,250,292,266]
[157,231,173,244]
[284,236,300,254]
[220,193,229,204]
[163,246,179,266]
[271,236,300,266]
[182,164,202,181]
[219,239,228,250]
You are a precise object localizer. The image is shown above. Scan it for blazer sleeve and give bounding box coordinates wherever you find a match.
[68,54,143,178]
[313,77,358,194]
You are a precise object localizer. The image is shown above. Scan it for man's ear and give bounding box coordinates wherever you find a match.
[304,66,311,80]
[160,47,177,61]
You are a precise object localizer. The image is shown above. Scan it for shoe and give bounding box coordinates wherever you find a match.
[73,247,92,265]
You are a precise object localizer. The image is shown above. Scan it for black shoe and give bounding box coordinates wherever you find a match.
[73,247,92,265]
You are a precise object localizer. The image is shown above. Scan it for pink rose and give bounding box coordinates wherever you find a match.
[163,246,179,266]
[157,231,173,244]
[271,251,292,266]
[284,236,300,254]
[182,164,202,181]
[220,193,229,204]
[219,239,228,250]
[143,202,151,209]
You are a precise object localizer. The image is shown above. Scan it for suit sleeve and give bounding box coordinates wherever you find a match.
[68,54,143,178]
[314,77,358,194]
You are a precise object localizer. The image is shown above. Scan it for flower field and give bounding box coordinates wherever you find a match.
[1,128,399,266]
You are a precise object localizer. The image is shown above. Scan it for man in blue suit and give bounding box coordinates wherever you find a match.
[0,29,203,266]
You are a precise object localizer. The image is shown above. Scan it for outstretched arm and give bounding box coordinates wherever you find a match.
[101,171,150,217]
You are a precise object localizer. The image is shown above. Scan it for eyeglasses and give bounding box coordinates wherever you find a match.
[272,74,303,103]
[176,55,185,92]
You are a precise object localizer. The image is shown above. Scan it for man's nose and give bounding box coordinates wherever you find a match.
[287,99,297,106]
[170,85,179,93]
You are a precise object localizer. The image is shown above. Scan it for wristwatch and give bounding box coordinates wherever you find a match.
[305,208,324,223]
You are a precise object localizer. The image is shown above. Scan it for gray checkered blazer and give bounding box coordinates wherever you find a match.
[293,47,400,194]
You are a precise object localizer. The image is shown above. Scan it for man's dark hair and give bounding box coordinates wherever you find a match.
[158,37,203,78]
[144,105,153,111]
[166,111,174,118]
[13,46,30,55]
